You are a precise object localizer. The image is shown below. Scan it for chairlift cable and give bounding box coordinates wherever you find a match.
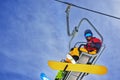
[55,0,120,20]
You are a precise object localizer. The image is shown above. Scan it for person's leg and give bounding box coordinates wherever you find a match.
[66,54,76,64]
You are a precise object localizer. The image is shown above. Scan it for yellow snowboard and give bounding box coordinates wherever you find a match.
[48,60,107,75]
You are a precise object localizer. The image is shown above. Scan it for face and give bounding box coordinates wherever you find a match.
[86,36,92,41]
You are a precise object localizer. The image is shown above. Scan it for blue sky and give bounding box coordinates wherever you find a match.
[0,0,120,80]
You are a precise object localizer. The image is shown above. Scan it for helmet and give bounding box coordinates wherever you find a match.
[84,29,93,38]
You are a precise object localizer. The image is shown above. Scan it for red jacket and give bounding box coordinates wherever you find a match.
[84,37,102,52]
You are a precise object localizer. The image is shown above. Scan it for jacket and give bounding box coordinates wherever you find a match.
[84,37,102,52]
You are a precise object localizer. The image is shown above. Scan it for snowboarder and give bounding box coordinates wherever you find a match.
[83,29,102,53]
[66,29,102,63]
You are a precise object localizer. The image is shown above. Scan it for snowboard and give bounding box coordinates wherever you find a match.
[48,60,107,75]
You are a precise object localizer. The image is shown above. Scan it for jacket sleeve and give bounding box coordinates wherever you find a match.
[94,42,101,49]
[92,38,102,50]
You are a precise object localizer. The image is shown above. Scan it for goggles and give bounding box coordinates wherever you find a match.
[85,33,92,37]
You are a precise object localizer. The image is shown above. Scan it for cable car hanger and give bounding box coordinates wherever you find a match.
[65,5,103,50]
